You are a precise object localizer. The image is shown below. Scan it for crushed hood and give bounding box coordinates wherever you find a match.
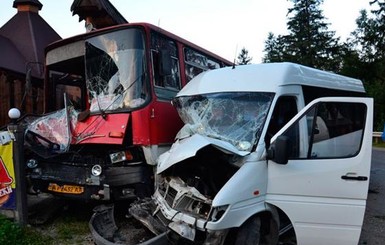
[157,134,249,174]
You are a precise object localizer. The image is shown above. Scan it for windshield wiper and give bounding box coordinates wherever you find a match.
[95,94,107,120]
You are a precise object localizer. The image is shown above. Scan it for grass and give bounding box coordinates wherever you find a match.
[0,201,93,245]
[49,212,91,243]
[0,214,53,245]
[30,202,93,244]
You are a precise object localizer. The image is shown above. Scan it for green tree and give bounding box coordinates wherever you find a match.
[263,0,342,72]
[263,32,285,63]
[237,47,252,65]
[342,0,385,130]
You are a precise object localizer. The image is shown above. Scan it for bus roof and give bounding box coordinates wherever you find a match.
[45,22,231,66]
[177,62,365,96]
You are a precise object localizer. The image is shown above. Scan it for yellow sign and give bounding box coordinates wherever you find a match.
[0,141,15,208]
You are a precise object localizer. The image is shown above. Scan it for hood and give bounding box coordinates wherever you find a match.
[157,134,249,174]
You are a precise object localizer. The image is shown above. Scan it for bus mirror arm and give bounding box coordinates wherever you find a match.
[159,49,172,76]
[267,135,290,165]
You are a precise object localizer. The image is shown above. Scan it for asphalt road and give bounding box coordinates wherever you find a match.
[359,147,385,245]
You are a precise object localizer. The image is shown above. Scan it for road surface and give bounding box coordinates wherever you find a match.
[359,147,385,245]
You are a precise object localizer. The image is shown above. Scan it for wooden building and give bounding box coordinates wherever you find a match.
[0,0,128,126]
[0,0,61,126]
[71,0,128,32]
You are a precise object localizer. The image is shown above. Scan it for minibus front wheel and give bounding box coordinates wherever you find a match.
[234,214,278,245]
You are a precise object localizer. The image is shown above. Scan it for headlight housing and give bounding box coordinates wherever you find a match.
[209,205,229,222]
[109,150,133,164]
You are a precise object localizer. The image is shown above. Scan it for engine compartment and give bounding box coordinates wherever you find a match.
[159,146,240,203]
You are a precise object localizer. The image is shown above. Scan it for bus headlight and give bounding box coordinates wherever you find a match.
[91,164,102,176]
[109,150,133,164]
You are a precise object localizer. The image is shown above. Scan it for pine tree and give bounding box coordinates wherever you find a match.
[263,0,342,72]
[263,33,285,63]
[237,47,252,65]
[345,0,385,130]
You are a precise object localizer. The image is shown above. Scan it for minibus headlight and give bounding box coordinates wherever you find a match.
[209,205,229,222]
[237,141,252,151]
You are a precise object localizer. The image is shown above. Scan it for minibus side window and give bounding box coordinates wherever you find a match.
[309,102,366,158]
[266,96,297,147]
[281,101,366,159]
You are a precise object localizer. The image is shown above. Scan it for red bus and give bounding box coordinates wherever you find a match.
[23,23,231,201]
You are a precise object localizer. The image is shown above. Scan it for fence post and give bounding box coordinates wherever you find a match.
[7,108,27,226]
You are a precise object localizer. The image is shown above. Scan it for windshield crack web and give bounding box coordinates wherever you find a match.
[175,93,274,151]
[85,30,146,113]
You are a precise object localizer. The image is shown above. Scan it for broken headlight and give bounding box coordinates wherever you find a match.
[209,205,229,222]
[109,150,133,164]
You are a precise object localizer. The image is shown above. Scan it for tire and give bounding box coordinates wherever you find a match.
[234,215,279,245]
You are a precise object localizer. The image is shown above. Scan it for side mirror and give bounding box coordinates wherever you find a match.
[159,50,172,76]
[267,135,291,165]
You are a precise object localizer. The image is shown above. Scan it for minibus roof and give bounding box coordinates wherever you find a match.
[177,62,365,96]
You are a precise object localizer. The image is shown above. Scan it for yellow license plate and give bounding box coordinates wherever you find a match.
[48,183,84,194]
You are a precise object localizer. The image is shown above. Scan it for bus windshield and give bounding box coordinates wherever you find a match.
[85,28,148,112]
[173,92,274,151]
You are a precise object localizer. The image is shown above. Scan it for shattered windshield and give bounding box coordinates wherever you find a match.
[174,92,274,151]
[85,28,148,113]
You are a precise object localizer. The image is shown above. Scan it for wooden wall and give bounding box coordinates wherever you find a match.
[0,70,44,127]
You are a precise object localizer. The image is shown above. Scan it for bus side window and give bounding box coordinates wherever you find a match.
[184,47,221,83]
[151,31,181,100]
[185,64,204,83]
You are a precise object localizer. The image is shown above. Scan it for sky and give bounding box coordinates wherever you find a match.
[0,0,374,63]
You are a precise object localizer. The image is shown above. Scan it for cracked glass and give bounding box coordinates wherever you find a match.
[173,92,274,151]
[85,29,148,113]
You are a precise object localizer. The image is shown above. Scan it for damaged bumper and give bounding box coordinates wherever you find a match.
[89,204,169,245]
[90,187,231,245]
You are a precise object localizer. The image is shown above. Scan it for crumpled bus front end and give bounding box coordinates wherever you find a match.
[23,106,153,201]
[24,27,157,201]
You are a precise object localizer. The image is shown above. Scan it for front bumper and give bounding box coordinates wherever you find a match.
[28,162,151,200]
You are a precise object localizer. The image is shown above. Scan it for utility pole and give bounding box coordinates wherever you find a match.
[8,108,27,226]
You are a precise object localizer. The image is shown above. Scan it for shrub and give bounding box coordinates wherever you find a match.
[0,215,24,245]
